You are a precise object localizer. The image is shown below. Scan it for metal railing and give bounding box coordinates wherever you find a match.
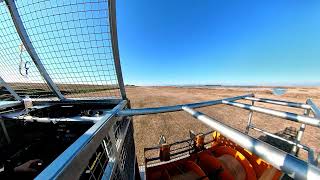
[25,94,320,179]
[239,96,320,163]
[144,131,214,165]
[117,94,254,116]
[244,96,311,109]
[222,100,320,127]
[182,106,320,180]
[116,94,320,179]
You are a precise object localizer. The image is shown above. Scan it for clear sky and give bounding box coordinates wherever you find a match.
[117,0,320,86]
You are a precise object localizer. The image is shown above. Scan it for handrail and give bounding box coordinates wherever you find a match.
[222,100,320,128]
[182,106,320,179]
[244,97,311,109]
[117,93,254,116]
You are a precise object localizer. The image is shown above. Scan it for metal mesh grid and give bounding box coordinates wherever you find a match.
[110,120,135,180]
[0,3,54,98]
[117,121,135,179]
[80,134,114,180]
[81,140,111,180]
[80,118,135,180]
[15,0,121,99]
[0,0,122,99]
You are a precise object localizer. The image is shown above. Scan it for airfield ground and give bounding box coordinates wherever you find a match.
[126,86,320,165]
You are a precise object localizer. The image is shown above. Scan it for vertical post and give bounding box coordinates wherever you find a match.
[0,76,21,101]
[291,109,309,156]
[108,0,127,100]
[245,101,254,134]
[4,0,65,100]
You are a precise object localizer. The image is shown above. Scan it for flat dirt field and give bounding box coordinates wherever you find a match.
[126,86,320,165]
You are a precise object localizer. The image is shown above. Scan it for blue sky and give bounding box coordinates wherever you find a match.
[117,0,320,86]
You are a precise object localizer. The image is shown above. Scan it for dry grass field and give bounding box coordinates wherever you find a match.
[126,86,320,165]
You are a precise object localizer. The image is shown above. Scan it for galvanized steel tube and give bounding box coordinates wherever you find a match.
[307,99,320,119]
[108,0,127,100]
[244,97,311,109]
[292,109,309,156]
[117,94,254,116]
[182,106,320,179]
[222,100,320,128]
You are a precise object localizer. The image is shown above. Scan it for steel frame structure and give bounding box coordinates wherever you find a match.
[0,1,132,179]
[0,0,319,179]
[31,93,320,179]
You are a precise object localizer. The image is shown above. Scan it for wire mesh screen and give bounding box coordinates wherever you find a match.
[0,3,54,99]
[79,118,135,180]
[117,121,135,179]
[0,0,122,99]
[80,139,111,180]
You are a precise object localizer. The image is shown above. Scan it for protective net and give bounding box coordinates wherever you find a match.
[0,0,122,99]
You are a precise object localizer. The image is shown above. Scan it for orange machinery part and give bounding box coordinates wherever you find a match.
[146,131,283,180]
[211,146,257,180]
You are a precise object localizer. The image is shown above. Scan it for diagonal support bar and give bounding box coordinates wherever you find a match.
[0,76,22,101]
[5,0,64,100]
[222,100,320,128]
[306,99,320,119]
[182,106,320,179]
